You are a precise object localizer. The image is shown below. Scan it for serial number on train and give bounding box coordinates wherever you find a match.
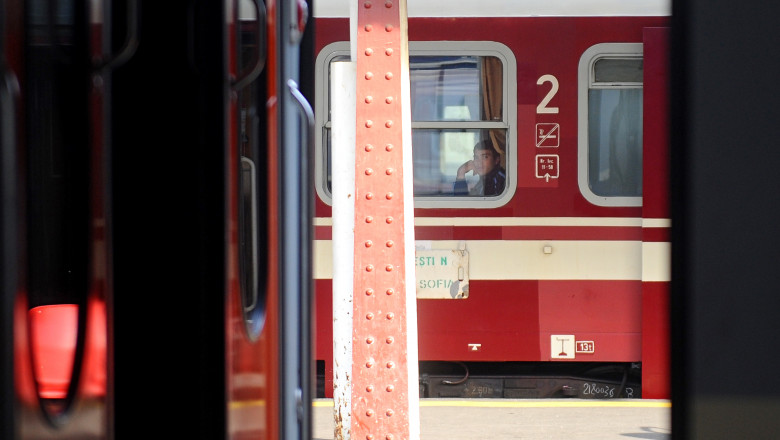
[582,383,616,397]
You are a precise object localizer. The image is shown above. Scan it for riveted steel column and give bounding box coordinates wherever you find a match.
[351,0,418,439]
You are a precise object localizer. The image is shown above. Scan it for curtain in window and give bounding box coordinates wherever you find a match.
[481,57,505,167]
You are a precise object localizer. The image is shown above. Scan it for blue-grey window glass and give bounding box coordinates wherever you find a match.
[410,56,500,121]
[587,58,643,197]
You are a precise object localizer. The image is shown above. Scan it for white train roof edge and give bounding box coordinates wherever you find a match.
[314,0,672,18]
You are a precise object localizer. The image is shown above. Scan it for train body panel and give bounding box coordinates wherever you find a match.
[312,6,670,399]
[2,0,314,438]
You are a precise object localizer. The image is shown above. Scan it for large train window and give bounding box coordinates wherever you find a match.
[315,41,517,208]
[578,43,644,207]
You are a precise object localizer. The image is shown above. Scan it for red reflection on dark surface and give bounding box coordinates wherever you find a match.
[14,293,36,405]
[81,297,107,398]
[27,298,107,401]
[28,304,78,399]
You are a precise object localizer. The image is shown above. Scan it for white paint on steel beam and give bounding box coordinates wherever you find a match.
[399,0,421,434]
[331,61,356,440]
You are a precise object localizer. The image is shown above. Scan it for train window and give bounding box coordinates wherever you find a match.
[25,0,91,421]
[234,0,268,340]
[578,43,644,207]
[315,41,517,208]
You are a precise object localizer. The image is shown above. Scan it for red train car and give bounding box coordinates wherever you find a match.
[312,0,671,399]
[1,0,313,438]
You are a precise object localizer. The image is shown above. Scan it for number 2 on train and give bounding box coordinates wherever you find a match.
[536,74,559,114]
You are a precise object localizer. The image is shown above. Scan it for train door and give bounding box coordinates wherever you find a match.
[227,0,271,437]
[2,0,313,437]
[111,1,232,438]
[108,0,313,438]
[226,0,281,437]
[226,0,314,437]
[641,26,671,399]
[0,0,124,437]
[278,0,315,438]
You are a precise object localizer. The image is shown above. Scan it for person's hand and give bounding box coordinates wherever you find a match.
[457,160,474,180]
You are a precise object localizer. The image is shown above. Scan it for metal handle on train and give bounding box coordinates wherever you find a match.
[287,79,314,139]
[240,156,260,312]
[286,77,315,440]
[93,0,140,70]
[232,0,267,91]
[287,78,314,203]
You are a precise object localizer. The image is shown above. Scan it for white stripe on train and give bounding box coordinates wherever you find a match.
[314,216,670,228]
[314,239,671,282]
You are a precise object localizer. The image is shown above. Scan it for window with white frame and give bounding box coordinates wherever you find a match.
[315,41,517,208]
[578,43,644,207]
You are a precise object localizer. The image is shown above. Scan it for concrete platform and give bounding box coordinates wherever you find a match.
[313,399,671,439]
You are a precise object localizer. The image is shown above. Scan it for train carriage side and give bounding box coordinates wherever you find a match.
[312,5,670,399]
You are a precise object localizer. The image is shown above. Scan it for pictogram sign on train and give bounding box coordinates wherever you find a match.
[535,154,559,181]
[536,123,560,148]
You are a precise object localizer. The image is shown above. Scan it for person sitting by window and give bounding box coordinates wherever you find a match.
[454,140,506,196]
